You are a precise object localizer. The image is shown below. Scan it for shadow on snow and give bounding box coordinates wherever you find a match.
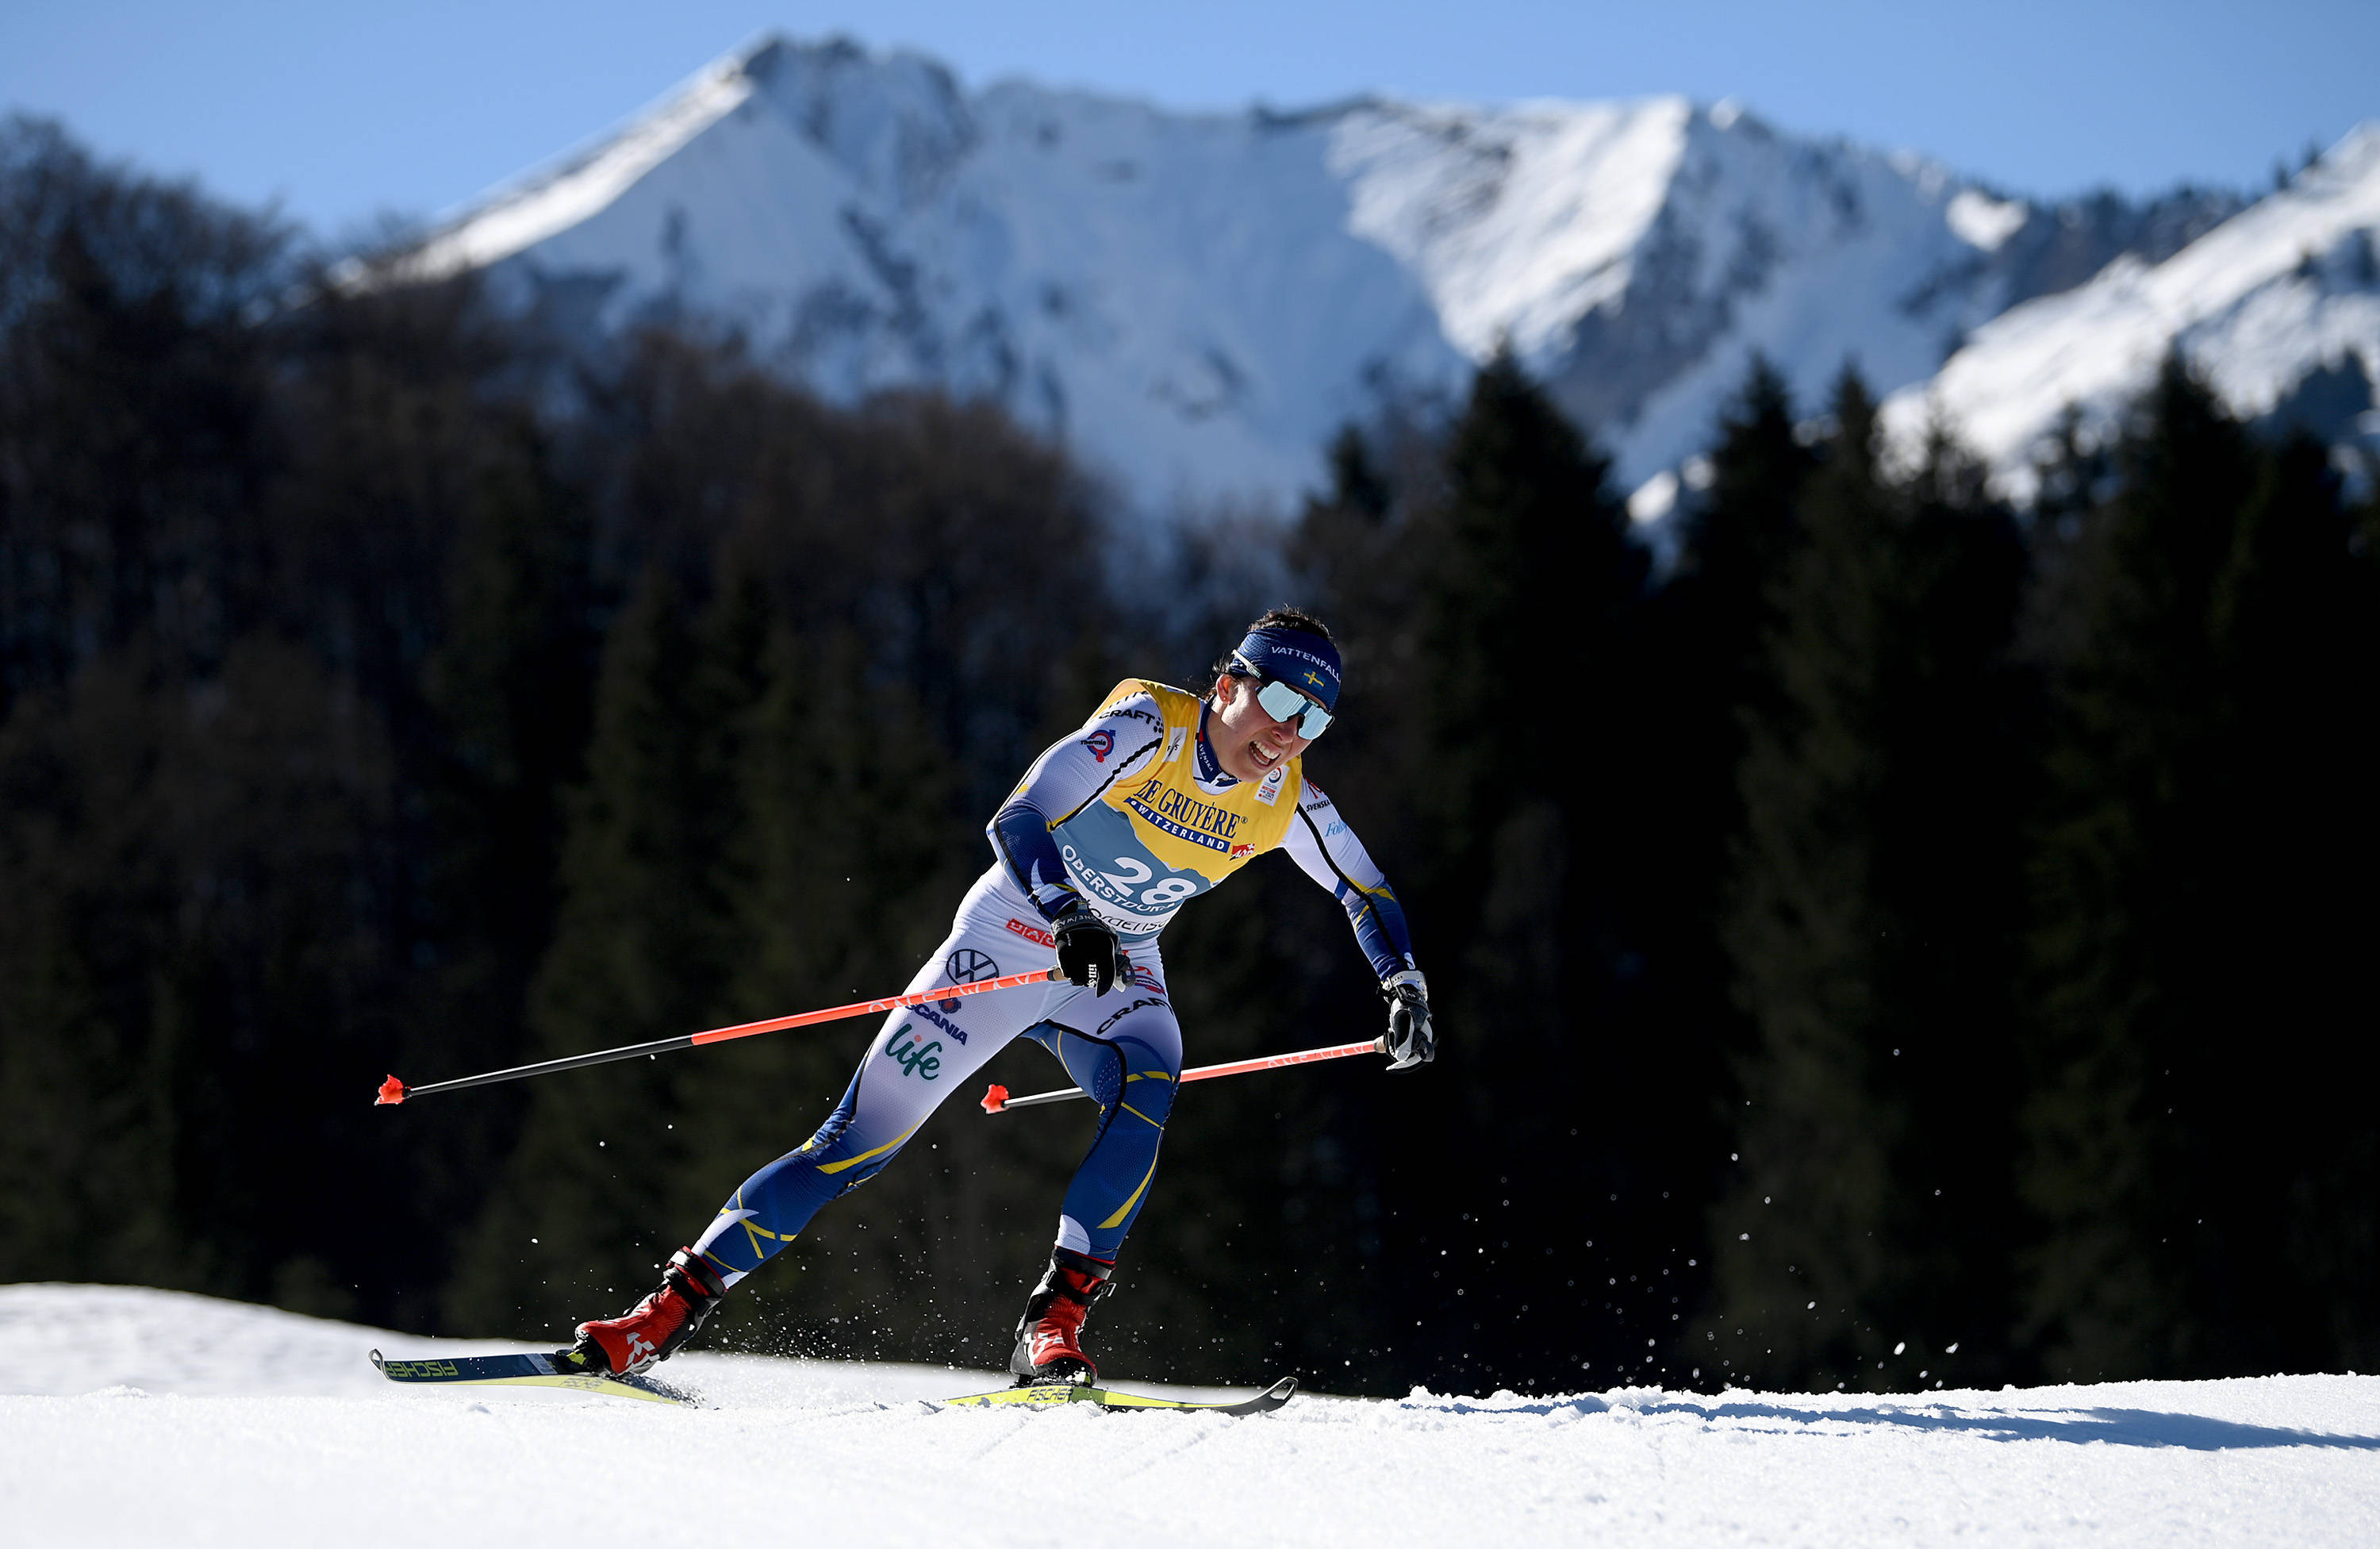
[1390,1395,2380,1451]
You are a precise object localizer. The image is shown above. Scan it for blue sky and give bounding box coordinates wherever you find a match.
[4,1,2374,241]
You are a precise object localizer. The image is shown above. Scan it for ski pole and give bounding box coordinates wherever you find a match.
[979,1036,1386,1113]
[374,967,1064,1106]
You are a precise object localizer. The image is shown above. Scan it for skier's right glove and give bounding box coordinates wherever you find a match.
[1380,969,1435,1070]
[1054,905,1132,996]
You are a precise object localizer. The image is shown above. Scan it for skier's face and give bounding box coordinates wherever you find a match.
[1207,671,1320,782]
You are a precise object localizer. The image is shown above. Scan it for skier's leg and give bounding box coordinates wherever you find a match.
[1009,979,1182,1382]
[566,899,1064,1374]
[689,963,1036,1288]
[1043,990,1184,1263]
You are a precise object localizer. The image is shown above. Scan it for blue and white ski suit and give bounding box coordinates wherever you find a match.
[690,678,1417,1286]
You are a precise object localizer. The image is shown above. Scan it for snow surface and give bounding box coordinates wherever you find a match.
[1883,126,2380,498]
[1947,189,2029,254]
[392,35,2098,514]
[7,1283,2378,1546]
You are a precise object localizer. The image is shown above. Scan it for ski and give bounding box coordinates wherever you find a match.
[370,1347,697,1405]
[942,1375,1296,1415]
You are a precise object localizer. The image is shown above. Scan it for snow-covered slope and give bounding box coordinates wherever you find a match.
[1884,128,2380,498]
[8,1284,2380,1547]
[395,35,2235,514]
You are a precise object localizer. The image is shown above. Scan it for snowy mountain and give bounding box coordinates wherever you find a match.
[1883,126,2380,499]
[9,1283,2380,1546]
[395,34,2255,514]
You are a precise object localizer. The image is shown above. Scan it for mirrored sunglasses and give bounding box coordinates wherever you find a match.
[1253,677,1334,739]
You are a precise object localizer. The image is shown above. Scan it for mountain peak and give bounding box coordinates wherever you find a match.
[740,33,977,206]
[393,35,2354,517]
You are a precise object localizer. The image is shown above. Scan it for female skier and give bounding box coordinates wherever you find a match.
[560,609,1434,1384]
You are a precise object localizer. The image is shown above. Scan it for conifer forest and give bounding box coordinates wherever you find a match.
[4,118,2376,1397]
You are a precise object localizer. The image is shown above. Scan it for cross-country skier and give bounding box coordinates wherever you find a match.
[559,609,1434,1385]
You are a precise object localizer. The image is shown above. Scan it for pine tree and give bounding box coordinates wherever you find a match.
[2020,358,2256,1378]
[1662,356,1818,711]
[2022,359,2380,1378]
[445,567,757,1332]
[401,413,598,1284]
[0,116,283,709]
[1421,350,1641,860]
[1626,360,1817,1381]
[1707,371,1902,1385]
[1392,350,1653,1386]
[0,909,187,1287]
[2207,434,2380,1372]
[1869,425,2030,1382]
[1704,371,2029,1390]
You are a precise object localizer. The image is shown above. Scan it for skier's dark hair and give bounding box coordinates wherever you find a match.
[1211,608,1334,683]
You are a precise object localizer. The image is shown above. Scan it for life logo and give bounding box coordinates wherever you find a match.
[885,1024,942,1080]
[1084,728,1115,763]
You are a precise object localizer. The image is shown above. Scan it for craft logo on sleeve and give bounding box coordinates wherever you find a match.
[1084,728,1115,763]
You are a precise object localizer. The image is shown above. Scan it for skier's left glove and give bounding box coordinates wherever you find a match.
[1380,969,1434,1070]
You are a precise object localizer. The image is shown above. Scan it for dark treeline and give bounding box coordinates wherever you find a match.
[4,119,2375,1393]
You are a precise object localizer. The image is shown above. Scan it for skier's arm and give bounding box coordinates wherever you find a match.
[1279,781,1418,982]
[988,691,1166,922]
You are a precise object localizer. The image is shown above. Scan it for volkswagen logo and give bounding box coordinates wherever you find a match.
[946,947,999,983]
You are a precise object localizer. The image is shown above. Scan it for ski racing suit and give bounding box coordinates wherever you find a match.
[689,678,1418,1286]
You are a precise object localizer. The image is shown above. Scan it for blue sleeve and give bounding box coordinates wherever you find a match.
[990,800,1078,920]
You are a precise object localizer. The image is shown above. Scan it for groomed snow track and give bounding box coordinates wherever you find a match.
[3,1284,2374,1546]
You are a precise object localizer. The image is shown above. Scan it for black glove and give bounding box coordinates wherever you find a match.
[1054,907,1132,996]
[1380,970,1434,1070]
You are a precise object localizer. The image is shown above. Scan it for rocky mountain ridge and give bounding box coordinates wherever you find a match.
[397,34,2332,516]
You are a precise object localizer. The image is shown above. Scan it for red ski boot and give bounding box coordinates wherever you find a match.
[1009,1247,1112,1386]
[561,1248,726,1376]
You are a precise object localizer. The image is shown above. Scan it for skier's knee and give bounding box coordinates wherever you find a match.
[1113,1038,1177,1127]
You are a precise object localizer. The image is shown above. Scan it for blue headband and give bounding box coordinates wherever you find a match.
[1232,627,1342,712]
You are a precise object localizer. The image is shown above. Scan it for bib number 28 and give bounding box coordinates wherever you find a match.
[1091,855,1199,910]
